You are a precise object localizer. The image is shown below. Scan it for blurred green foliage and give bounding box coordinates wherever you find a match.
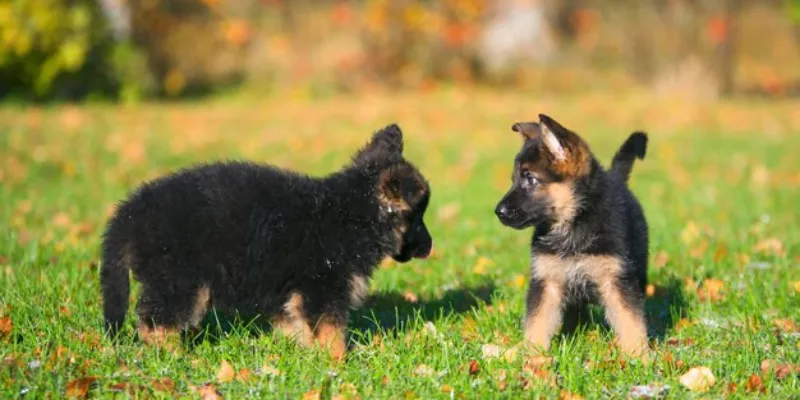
[1,0,798,101]
[0,0,120,99]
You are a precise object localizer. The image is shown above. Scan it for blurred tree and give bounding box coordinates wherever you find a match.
[0,0,118,99]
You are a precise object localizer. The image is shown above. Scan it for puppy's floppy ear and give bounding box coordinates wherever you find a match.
[354,123,404,165]
[511,122,541,142]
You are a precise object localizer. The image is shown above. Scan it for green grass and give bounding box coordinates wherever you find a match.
[1,90,799,398]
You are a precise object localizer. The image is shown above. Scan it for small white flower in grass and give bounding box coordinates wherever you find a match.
[746,262,771,270]
[27,360,41,370]
[630,383,670,399]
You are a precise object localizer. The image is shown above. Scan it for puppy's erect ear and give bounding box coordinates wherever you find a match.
[377,166,412,213]
[511,122,541,142]
[354,123,404,165]
[538,115,567,161]
[537,114,592,176]
[376,164,427,213]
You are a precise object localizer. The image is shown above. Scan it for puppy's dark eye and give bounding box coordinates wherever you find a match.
[521,170,538,186]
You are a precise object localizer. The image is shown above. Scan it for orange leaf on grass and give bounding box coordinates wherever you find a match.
[108,382,147,396]
[754,238,785,257]
[744,373,765,393]
[302,389,321,400]
[191,383,224,400]
[760,359,798,380]
[468,360,480,376]
[559,390,584,400]
[697,279,725,302]
[152,377,175,392]
[237,368,253,382]
[66,376,98,398]
[653,251,670,269]
[217,360,235,383]
[0,315,12,338]
[772,318,798,333]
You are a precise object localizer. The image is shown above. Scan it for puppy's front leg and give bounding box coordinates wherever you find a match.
[596,274,649,357]
[523,278,564,351]
[314,316,347,361]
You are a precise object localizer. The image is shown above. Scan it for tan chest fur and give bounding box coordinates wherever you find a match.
[532,253,622,290]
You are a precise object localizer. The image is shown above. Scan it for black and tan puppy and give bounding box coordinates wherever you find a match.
[100,124,432,359]
[495,114,649,357]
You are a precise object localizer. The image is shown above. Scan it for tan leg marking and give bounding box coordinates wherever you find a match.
[349,274,369,309]
[523,281,564,351]
[587,256,649,358]
[314,319,347,361]
[189,286,210,327]
[271,292,313,346]
[137,323,180,350]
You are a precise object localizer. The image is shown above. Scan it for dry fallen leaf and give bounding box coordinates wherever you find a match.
[744,373,765,393]
[440,384,454,395]
[472,256,494,275]
[771,318,799,333]
[666,337,696,347]
[697,279,725,302]
[217,360,235,383]
[680,221,700,244]
[381,375,390,385]
[481,344,502,359]
[559,390,584,400]
[237,368,253,382]
[302,389,321,400]
[66,376,98,398]
[754,238,785,256]
[653,251,670,269]
[192,383,224,400]
[510,274,526,289]
[0,315,11,338]
[761,359,799,380]
[468,360,480,376]
[413,364,434,377]
[108,382,147,396]
[679,366,715,392]
[152,377,175,392]
[260,364,281,376]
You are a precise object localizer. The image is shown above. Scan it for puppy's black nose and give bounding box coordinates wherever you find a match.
[495,204,510,220]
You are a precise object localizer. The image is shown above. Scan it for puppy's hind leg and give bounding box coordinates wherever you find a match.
[136,283,210,349]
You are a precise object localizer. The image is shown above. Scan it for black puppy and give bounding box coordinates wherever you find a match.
[100,124,433,359]
[495,114,649,357]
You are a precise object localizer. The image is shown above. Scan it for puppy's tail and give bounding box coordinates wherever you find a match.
[100,237,131,338]
[611,132,648,183]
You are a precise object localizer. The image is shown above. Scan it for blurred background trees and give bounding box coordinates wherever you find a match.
[1,0,799,100]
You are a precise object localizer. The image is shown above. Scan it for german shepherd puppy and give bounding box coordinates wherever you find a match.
[495,114,649,357]
[100,124,433,360]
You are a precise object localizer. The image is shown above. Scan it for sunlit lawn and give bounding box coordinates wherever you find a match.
[1,90,799,398]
